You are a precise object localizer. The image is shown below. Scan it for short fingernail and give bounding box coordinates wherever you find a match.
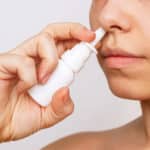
[62,92,74,114]
[83,27,94,33]
[62,88,70,105]
[83,28,95,41]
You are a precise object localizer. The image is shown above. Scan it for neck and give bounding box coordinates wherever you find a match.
[141,101,150,144]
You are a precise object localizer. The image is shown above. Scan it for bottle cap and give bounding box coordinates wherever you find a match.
[61,28,105,73]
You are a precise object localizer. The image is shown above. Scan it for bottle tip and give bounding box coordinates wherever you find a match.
[90,28,105,46]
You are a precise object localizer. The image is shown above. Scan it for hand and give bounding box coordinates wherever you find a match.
[0,23,95,142]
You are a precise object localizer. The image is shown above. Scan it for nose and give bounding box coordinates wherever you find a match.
[98,1,131,33]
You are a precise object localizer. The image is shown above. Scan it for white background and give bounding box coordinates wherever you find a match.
[0,0,141,149]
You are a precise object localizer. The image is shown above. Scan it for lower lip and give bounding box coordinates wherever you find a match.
[103,56,144,68]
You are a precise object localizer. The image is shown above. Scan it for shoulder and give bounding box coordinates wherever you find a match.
[42,132,106,150]
[42,117,142,150]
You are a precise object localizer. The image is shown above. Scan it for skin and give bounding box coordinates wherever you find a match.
[0,23,95,142]
[43,0,150,150]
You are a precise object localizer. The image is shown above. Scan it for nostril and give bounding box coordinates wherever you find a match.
[110,25,122,31]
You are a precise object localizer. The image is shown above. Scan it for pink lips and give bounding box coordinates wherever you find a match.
[100,48,145,69]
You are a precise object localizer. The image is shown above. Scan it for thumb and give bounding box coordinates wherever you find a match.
[40,87,74,129]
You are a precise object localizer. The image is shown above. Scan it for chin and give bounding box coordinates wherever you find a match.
[106,77,150,101]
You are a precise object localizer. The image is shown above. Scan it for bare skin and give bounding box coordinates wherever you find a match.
[1,0,150,149]
[43,117,148,150]
[43,101,150,150]
[43,0,150,149]
[0,23,95,142]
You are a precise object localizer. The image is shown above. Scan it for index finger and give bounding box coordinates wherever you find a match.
[42,22,95,42]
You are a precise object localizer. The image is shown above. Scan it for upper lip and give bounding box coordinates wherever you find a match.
[100,47,144,58]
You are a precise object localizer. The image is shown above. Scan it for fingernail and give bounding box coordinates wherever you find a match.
[63,95,72,114]
[88,30,95,36]
[83,27,93,33]
[62,88,72,106]
[83,28,95,41]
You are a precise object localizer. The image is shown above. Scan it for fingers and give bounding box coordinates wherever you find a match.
[11,23,95,85]
[42,23,95,59]
[0,54,37,93]
[34,33,59,83]
[40,87,74,129]
[12,33,59,84]
[43,22,95,42]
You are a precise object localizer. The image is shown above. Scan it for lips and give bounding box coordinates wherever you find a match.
[100,47,141,58]
[99,47,145,69]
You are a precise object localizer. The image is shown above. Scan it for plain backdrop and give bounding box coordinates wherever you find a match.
[0,0,141,149]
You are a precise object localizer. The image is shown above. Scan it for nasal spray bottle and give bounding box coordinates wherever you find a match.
[28,28,105,106]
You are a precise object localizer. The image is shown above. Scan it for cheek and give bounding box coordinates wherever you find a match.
[92,0,150,100]
[102,62,150,100]
[96,53,150,100]
[138,21,150,56]
[131,4,150,52]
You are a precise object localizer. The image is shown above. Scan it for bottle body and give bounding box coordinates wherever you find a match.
[29,60,74,106]
[28,42,93,107]
[28,28,105,107]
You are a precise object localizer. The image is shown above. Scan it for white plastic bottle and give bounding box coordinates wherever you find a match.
[28,28,105,106]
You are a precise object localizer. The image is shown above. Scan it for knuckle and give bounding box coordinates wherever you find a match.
[38,32,50,41]
[23,57,35,67]
[50,109,62,121]
[53,100,74,119]
[42,100,75,128]
[41,26,54,38]
[36,32,54,46]
[24,74,37,88]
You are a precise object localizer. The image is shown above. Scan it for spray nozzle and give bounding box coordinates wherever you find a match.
[90,28,105,47]
[61,28,105,73]
[85,28,105,54]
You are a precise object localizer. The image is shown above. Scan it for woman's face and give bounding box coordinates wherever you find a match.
[90,0,150,100]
